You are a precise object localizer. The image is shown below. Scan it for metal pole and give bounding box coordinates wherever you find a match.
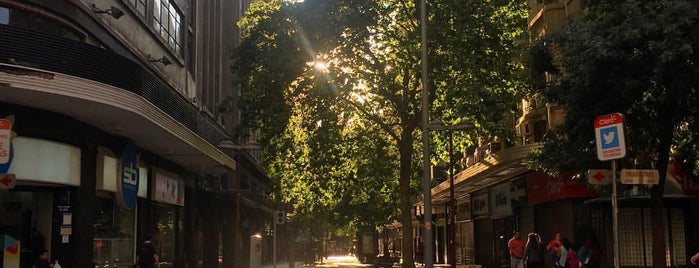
[611,160,620,268]
[274,220,278,268]
[420,0,433,266]
[235,154,242,268]
[448,132,456,268]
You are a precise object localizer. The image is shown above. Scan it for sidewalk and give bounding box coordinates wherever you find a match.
[261,261,306,268]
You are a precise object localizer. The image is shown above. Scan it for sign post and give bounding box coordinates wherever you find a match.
[594,113,625,268]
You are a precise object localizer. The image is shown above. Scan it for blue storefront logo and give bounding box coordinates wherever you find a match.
[119,144,139,209]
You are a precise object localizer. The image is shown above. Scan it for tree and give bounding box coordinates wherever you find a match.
[527,1,699,267]
[232,0,528,266]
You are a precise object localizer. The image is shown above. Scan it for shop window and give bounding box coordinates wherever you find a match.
[94,196,136,268]
[0,5,84,42]
[153,0,182,56]
[153,204,183,268]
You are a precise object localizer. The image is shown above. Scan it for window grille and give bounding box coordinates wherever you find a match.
[153,0,182,55]
[123,0,147,18]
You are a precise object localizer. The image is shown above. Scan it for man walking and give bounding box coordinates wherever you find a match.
[509,231,524,268]
[137,234,158,268]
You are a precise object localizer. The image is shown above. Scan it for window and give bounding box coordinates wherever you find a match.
[94,196,136,268]
[0,5,84,41]
[122,0,147,18]
[0,6,9,24]
[153,0,182,56]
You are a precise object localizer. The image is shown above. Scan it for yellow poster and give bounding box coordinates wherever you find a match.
[3,235,21,268]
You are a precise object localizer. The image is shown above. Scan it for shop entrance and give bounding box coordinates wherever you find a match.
[0,190,54,268]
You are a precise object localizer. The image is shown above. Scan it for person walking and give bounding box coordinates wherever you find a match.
[137,234,159,268]
[566,244,580,268]
[524,233,545,268]
[508,231,525,268]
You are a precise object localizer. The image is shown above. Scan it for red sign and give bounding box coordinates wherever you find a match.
[526,172,598,205]
[0,174,16,189]
[667,162,699,196]
[594,113,623,128]
[0,119,11,164]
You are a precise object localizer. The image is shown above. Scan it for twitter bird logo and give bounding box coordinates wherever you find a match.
[603,131,615,145]
[600,127,619,149]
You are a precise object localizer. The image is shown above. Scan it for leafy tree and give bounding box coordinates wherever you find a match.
[527,1,699,267]
[232,0,527,266]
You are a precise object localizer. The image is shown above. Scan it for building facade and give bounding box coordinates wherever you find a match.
[0,1,272,268]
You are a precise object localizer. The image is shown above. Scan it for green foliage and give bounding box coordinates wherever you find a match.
[528,0,699,176]
[526,3,699,266]
[232,0,528,264]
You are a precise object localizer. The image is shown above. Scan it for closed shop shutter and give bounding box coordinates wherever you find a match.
[457,221,475,264]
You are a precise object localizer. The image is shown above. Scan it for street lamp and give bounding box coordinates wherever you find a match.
[428,120,474,268]
[217,141,261,267]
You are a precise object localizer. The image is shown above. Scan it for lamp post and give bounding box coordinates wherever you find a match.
[419,0,433,265]
[218,141,261,268]
[428,120,473,268]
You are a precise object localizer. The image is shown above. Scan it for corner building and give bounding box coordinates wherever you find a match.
[0,1,273,268]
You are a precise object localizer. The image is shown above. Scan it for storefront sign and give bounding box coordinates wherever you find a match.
[0,118,14,174]
[490,182,512,218]
[153,169,184,206]
[456,198,471,221]
[510,178,527,205]
[118,144,139,209]
[0,119,11,165]
[526,172,598,205]
[471,193,489,216]
[668,162,699,196]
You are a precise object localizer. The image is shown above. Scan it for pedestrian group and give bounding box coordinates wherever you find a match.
[508,231,601,268]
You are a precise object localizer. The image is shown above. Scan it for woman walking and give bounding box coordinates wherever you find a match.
[524,233,545,268]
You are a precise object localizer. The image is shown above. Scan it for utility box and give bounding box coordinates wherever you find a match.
[2,234,21,268]
[249,234,262,268]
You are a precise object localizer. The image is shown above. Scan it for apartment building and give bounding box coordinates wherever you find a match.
[0,1,273,268]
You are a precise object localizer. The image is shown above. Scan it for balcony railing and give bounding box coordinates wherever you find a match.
[0,24,229,147]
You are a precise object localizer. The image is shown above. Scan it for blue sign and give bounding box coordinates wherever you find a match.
[599,126,619,149]
[119,144,139,209]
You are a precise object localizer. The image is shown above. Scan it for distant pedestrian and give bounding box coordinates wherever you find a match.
[32,249,50,268]
[137,234,158,268]
[508,231,525,268]
[566,244,580,268]
[582,233,601,268]
[524,233,545,268]
[559,239,571,268]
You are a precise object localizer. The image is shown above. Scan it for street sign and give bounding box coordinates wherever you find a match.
[595,113,626,161]
[587,169,612,185]
[0,174,16,189]
[620,169,659,185]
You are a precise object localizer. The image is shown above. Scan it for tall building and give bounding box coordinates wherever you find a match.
[0,1,273,268]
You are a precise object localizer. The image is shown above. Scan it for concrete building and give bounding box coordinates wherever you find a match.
[0,0,274,268]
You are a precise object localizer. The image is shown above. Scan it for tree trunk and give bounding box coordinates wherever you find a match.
[399,128,416,268]
[650,127,673,268]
